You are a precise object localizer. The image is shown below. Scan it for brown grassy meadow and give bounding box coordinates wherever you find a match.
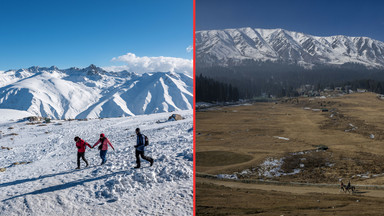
[196,92,384,215]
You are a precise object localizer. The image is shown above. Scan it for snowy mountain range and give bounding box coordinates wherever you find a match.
[0,65,193,119]
[196,27,384,68]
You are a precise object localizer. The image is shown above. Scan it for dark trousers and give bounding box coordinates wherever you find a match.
[100,150,107,164]
[135,149,153,166]
[77,152,88,168]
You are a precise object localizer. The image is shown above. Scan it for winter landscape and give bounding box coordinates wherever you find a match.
[0,109,193,215]
[0,1,193,215]
[0,64,194,215]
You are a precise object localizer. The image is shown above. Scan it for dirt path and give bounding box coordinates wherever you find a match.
[198,177,384,198]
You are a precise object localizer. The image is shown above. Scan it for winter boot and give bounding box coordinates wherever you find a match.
[150,159,154,167]
[134,165,140,169]
[76,167,80,169]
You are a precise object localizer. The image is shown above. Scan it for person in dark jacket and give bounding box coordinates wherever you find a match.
[74,136,92,169]
[134,128,153,168]
[92,133,115,165]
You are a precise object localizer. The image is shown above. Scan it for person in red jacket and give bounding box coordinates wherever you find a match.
[92,133,115,165]
[74,136,92,169]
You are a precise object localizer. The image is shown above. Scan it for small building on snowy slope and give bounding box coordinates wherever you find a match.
[168,114,183,121]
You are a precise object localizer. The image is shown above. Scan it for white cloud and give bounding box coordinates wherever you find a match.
[104,52,193,75]
[186,45,193,53]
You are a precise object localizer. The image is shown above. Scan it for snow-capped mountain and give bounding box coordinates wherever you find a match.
[0,65,193,119]
[196,27,384,68]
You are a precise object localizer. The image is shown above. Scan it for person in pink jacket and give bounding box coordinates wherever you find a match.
[92,133,115,165]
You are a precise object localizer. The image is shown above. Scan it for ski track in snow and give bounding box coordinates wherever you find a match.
[0,110,193,216]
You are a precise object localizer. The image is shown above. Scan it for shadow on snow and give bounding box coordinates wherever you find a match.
[0,167,91,189]
[2,170,130,202]
[1,168,135,202]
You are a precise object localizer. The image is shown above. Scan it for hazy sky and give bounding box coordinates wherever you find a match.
[196,0,384,41]
[0,0,193,71]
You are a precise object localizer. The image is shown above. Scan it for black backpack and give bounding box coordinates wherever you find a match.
[98,138,105,150]
[144,135,149,146]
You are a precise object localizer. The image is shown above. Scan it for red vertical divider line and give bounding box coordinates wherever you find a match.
[193,0,196,215]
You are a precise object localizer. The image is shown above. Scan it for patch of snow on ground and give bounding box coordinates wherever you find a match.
[258,157,301,178]
[258,158,286,177]
[354,172,371,179]
[273,136,290,141]
[220,148,336,180]
[217,174,238,180]
[195,102,213,108]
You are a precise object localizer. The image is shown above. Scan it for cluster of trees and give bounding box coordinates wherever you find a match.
[338,79,384,94]
[197,60,384,99]
[196,74,240,102]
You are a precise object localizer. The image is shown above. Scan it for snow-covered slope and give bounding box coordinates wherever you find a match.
[0,110,193,215]
[0,65,193,119]
[196,27,384,68]
[0,109,33,122]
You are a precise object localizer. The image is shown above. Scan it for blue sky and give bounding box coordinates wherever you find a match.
[196,0,384,42]
[0,0,192,71]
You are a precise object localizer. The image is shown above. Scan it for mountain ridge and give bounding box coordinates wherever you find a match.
[0,65,192,119]
[196,27,384,68]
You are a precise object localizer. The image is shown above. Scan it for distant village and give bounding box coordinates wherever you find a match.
[261,84,384,100]
[295,84,384,100]
[297,84,364,97]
